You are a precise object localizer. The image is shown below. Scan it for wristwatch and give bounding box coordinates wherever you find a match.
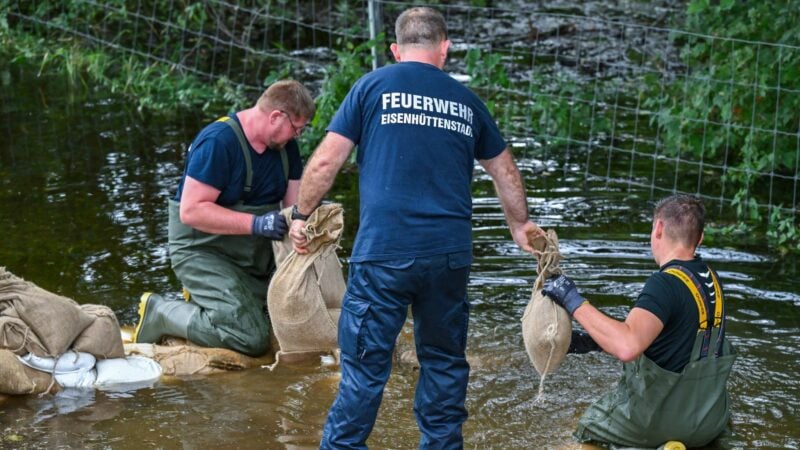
[291,204,311,221]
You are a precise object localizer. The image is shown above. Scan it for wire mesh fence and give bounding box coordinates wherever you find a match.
[6,0,800,225]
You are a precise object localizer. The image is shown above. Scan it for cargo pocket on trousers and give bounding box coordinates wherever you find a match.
[448,250,472,351]
[339,292,371,360]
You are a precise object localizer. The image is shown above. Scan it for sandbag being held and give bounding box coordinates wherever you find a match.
[267,204,346,367]
[521,229,572,397]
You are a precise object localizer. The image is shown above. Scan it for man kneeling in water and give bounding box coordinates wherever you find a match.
[543,194,736,448]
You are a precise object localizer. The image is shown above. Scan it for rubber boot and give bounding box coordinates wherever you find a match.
[659,442,687,450]
[133,292,199,343]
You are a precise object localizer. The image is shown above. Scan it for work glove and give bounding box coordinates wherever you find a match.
[542,274,588,315]
[252,210,287,240]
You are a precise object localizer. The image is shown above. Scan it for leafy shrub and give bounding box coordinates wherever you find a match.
[647,0,800,250]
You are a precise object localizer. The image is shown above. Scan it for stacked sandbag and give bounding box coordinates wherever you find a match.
[18,351,162,391]
[0,267,94,357]
[521,229,572,398]
[0,267,149,395]
[72,304,125,359]
[0,349,59,395]
[93,356,162,390]
[125,339,274,376]
[18,352,98,388]
[267,204,346,367]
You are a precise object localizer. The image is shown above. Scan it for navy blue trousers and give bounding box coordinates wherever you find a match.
[320,251,472,449]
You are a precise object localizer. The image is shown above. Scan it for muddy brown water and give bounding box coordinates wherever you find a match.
[1,59,799,448]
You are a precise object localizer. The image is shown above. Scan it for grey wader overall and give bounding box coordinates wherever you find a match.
[167,116,289,356]
[575,265,736,448]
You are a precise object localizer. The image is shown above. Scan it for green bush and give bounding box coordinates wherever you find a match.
[647,0,800,251]
[301,37,379,157]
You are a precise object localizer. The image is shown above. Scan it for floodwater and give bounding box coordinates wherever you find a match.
[2,59,800,450]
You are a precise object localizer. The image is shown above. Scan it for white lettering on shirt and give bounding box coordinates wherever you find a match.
[380,92,475,125]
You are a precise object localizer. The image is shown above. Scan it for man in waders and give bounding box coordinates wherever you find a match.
[289,7,544,449]
[132,80,315,357]
[543,194,736,448]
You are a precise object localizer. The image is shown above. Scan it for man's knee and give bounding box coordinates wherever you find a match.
[187,305,270,356]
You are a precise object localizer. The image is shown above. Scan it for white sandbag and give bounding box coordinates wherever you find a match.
[18,351,96,373]
[18,351,98,389]
[55,368,97,389]
[94,356,162,391]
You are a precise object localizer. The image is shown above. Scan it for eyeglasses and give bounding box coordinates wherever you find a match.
[280,110,306,137]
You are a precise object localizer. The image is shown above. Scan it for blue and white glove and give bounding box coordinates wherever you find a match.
[252,210,287,240]
[542,274,588,315]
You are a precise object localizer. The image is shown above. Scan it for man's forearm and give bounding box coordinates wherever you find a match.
[481,149,530,229]
[573,305,662,363]
[182,201,255,235]
[296,168,334,215]
[296,132,354,214]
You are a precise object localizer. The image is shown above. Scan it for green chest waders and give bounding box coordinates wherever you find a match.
[167,116,289,356]
[574,265,736,449]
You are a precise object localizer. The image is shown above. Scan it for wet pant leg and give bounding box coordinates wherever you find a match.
[171,250,271,356]
[320,252,472,450]
[412,251,471,450]
[320,258,415,449]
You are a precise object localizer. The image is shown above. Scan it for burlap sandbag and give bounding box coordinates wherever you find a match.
[0,267,94,356]
[0,349,59,395]
[125,340,274,376]
[0,315,48,356]
[521,229,572,396]
[267,204,345,367]
[72,304,125,359]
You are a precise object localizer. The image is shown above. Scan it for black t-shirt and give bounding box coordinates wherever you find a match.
[635,256,719,372]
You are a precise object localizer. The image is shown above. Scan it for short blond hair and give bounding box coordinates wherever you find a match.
[256,79,315,120]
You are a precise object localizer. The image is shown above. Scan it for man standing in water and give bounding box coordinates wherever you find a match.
[543,194,736,448]
[133,80,315,357]
[289,6,543,448]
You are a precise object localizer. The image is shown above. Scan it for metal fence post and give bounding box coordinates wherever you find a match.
[368,0,383,70]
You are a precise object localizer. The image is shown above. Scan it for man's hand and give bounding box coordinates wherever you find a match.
[289,219,309,254]
[512,221,545,254]
[252,210,287,240]
[542,274,588,315]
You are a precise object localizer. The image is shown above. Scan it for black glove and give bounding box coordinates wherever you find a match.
[568,330,600,354]
[251,210,287,240]
[542,274,587,315]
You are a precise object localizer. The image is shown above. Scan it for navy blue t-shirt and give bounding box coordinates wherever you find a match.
[329,62,507,262]
[635,256,722,372]
[174,114,302,206]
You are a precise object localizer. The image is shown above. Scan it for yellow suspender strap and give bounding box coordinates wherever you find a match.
[664,268,708,331]
[709,269,724,328]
